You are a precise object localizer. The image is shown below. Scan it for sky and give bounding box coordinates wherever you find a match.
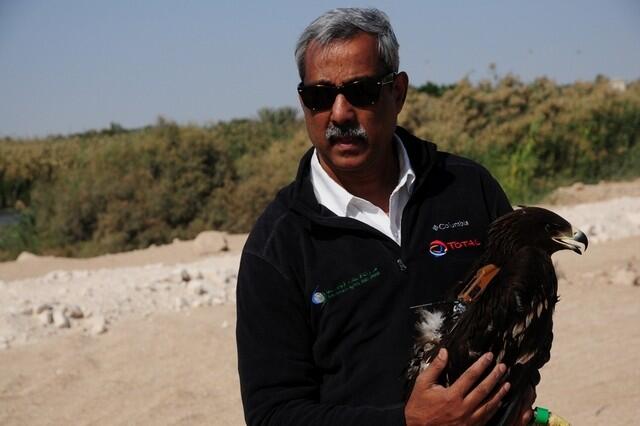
[1,0,639,138]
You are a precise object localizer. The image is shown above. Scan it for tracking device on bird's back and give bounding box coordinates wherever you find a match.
[457,264,500,303]
[530,406,571,426]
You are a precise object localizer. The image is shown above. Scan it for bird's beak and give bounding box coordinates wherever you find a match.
[553,229,589,254]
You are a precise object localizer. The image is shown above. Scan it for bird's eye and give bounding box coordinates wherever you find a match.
[545,223,563,233]
[544,223,562,233]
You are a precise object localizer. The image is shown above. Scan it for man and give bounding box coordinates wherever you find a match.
[237,8,535,425]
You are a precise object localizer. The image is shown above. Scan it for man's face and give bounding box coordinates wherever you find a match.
[300,32,407,180]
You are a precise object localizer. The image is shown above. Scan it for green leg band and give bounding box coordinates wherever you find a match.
[533,406,550,424]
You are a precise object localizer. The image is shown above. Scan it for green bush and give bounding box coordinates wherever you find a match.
[0,212,37,260]
[399,76,640,201]
[0,109,304,259]
[0,77,639,260]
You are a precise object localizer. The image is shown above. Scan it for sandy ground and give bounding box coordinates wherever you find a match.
[1,180,639,425]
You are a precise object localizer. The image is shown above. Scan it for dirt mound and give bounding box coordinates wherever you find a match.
[543,178,640,206]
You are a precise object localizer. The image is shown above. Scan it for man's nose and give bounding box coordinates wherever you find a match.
[330,93,356,125]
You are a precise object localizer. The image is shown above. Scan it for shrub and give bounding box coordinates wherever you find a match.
[1,80,638,259]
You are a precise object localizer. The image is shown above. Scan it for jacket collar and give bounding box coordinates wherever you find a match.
[288,126,438,220]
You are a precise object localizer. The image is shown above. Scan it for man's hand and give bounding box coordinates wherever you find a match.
[404,348,510,426]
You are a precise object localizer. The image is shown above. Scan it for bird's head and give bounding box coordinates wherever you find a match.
[487,206,588,263]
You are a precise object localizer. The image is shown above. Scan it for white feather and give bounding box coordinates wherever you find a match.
[512,322,525,337]
[415,309,444,344]
[516,351,536,365]
[413,309,445,376]
[525,312,534,327]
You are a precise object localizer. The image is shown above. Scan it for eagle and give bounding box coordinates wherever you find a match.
[407,206,588,425]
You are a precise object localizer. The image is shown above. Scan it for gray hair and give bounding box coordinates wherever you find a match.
[295,8,400,81]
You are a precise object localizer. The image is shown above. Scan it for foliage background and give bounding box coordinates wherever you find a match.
[1,76,639,260]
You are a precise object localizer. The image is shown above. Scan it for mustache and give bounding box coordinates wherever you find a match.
[325,123,368,141]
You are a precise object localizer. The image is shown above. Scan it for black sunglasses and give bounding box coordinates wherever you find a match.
[297,72,396,112]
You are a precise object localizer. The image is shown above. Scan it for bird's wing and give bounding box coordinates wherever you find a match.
[495,247,557,374]
[489,247,558,426]
[434,247,557,387]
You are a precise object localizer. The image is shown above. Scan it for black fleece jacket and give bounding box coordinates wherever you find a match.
[236,127,512,425]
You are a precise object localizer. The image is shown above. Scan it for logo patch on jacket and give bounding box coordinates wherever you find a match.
[311,267,381,305]
[431,220,470,232]
[428,239,481,257]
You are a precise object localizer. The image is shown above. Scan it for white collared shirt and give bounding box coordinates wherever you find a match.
[310,133,416,246]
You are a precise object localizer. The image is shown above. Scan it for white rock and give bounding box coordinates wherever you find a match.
[43,270,71,282]
[35,303,52,314]
[193,231,229,255]
[187,281,207,296]
[17,251,38,261]
[42,271,56,281]
[65,305,84,319]
[201,295,215,306]
[180,269,191,282]
[175,297,189,311]
[89,316,107,335]
[0,337,9,350]
[220,320,229,329]
[118,296,132,305]
[71,270,90,279]
[38,310,53,326]
[143,263,163,270]
[166,271,183,284]
[210,297,224,305]
[53,309,70,328]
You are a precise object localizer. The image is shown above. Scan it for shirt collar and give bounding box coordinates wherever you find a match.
[395,133,416,194]
[310,133,416,216]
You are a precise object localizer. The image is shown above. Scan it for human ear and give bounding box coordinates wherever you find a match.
[393,71,409,111]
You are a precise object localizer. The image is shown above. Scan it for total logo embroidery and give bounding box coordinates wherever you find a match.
[429,239,481,257]
[429,240,448,257]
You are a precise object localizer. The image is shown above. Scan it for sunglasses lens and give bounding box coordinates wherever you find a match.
[300,86,336,111]
[343,80,380,107]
